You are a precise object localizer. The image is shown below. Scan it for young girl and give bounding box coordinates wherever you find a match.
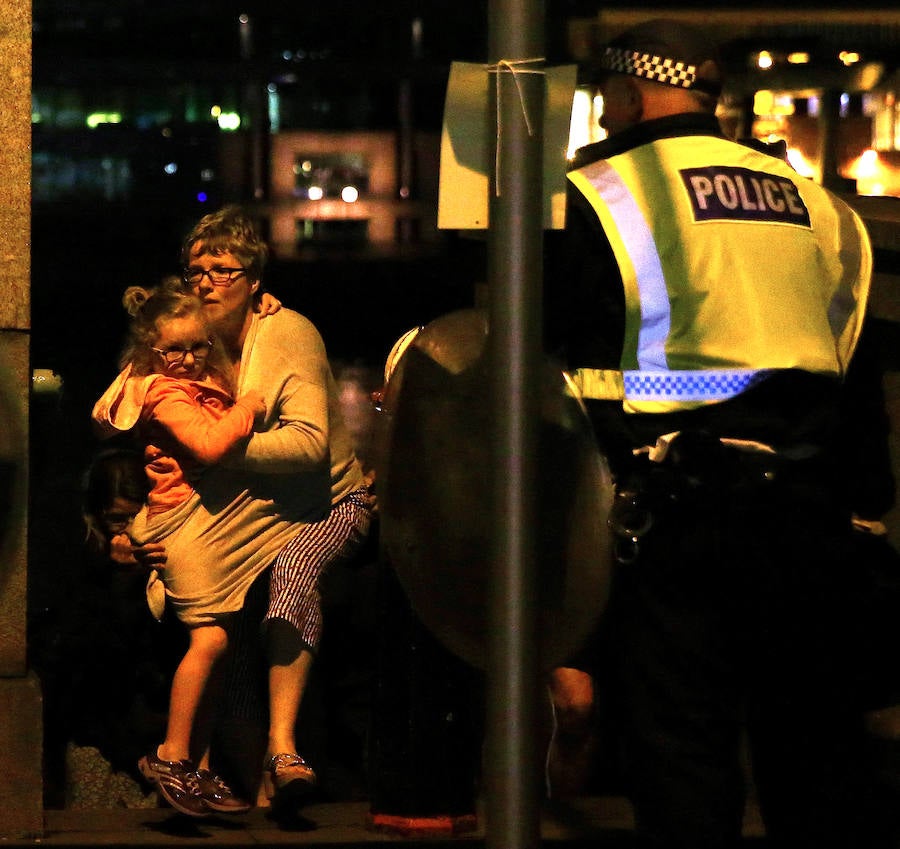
[93,279,266,816]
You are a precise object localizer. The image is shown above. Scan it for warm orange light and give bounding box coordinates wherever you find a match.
[857,149,879,178]
[786,148,815,179]
[845,149,894,197]
[754,90,774,116]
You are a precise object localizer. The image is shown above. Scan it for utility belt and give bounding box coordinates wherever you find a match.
[608,429,831,564]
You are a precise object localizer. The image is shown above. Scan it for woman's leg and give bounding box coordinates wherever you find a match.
[267,621,314,756]
[262,493,372,795]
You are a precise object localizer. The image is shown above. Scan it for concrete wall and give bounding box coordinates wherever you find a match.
[0,0,43,837]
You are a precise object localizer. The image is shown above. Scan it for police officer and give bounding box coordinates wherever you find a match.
[544,18,891,849]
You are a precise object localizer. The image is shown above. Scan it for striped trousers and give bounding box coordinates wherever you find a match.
[222,486,373,722]
[266,486,373,651]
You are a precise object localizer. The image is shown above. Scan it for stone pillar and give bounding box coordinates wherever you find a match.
[0,0,42,837]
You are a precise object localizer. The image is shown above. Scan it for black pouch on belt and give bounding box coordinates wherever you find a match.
[607,457,690,566]
[608,431,775,564]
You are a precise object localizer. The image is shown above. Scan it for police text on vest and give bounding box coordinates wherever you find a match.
[680,166,811,227]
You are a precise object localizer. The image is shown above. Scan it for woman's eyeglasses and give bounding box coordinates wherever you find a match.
[182,266,247,287]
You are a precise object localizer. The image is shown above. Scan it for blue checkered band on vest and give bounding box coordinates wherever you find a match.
[623,370,767,401]
[600,46,698,89]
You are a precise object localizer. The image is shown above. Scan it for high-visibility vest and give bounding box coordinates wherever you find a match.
[567,134,872,414]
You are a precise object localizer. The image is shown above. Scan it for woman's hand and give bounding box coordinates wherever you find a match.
[362,469,378,513]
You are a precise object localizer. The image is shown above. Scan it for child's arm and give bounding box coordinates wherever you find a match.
[144,381,266,465]
[258,292,282,316]
[130,541,168,572]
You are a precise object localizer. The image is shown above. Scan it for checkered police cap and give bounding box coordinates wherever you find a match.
[597,18,723,97]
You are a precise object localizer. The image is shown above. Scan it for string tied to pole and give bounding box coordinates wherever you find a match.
[487,58,545,196]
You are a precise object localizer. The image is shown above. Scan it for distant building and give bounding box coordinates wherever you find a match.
[31,4,900,257]
[569,9,900,195]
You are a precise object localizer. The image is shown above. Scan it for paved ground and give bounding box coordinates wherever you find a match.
[1,796,771,847]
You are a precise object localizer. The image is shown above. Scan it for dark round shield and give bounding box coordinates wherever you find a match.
[376,308,614,671]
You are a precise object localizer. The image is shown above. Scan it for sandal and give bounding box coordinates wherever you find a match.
[264,753,318,802]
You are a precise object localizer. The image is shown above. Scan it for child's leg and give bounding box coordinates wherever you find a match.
[158,623,229,763]
[139,622,252,817]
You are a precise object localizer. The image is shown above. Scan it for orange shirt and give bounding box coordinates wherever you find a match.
[137,374,256,514]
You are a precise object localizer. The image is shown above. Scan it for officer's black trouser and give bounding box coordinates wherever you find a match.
[599,448,894,849]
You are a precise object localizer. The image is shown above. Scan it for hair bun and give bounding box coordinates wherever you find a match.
[122,285,152,316]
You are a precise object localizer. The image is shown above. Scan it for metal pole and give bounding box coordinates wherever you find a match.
[397,18,422,243]
[239,12,268,202]
[486,1,544,848]
[818,88,842,191]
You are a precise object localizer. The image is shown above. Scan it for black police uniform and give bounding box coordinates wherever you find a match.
[544,111,895,848]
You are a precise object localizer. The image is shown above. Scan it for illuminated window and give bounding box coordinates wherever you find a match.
[32,151,132,202]
[268,85,280,133]
[839,93,851,118]
[871,92,900,152]
[216,111,241,131]
[753,91,795,117]
[86,112,122,129]
[564,89,608,159]
[293,153,368,201]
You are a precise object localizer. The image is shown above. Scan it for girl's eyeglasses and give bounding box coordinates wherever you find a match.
[150,339,213,365]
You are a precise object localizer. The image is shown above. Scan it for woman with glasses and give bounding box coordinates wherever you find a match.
[174,207,372,812]
[92,279,278,816]
[93,206,372,816]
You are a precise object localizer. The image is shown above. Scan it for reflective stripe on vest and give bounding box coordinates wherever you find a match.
[567,135,872,413]
[569,161,672,372]
[571,367,771,402]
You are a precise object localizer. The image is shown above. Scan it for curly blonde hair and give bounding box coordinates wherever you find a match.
[119,276,207,375]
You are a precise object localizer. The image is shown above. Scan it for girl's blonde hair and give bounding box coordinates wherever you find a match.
[119,276,207,375]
